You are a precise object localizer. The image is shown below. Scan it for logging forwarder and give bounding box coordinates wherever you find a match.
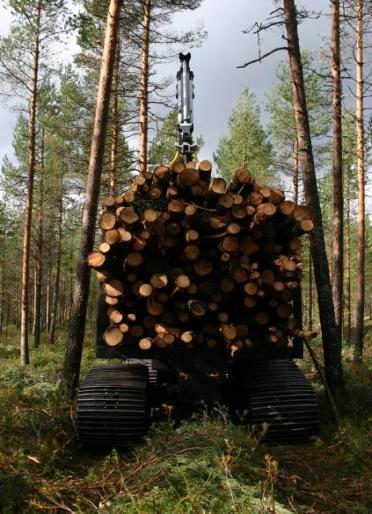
[76,53,320,449]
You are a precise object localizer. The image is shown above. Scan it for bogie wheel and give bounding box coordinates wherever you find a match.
[77,364,149,447]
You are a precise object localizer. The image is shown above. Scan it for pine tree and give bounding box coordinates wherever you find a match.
[136,0,205,174]
[149,107,179,164]
[214,87,273,184]
[331,0,344,338]
[342,110,358,343]
[62,0,123,398]
[354,0,366,362]
[148,106,204,164]
[266,53,331,200]
[283,0,344,396]
[0,0,67,364]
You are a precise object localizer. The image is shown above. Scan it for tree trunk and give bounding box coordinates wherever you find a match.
[49,184,63,345]
[354,0,365,362]
[308,251,313,331]
[5,298,10,341]
[62,0,123,398]
[292,137,299,204]
[139,0,151,176]
[283,0,344,395]
[20,1,41,365]
[0,235,5,334]
[15,282,19,326]
[59,292,64,325]
[345,181,351,343]
[33,129,44,349]
[109,39,120,196]
[242,146,247,168]
[331,0,343,339]
[69,246,74,307]
[32,267,37,335]
[45,263,51,333]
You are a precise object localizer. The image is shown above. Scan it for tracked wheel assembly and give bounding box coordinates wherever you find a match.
[242,359,319,443]
[77,364,149,447]
[77,359,319,448]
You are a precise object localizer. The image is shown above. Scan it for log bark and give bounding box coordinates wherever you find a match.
[354,0,365,362]
[331,0,343,338]
[20,0,41,365]
[62,0,123,398]
[283,0,344,395]
[139,0,151,176]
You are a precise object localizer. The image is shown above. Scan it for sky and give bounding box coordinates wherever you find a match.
[0,4,14,162]
[169,0,330,160]
[0,0,332,165]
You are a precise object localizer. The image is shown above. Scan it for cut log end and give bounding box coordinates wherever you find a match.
[139,337,152,350]
[103,327,124,347]
[96,163,310,354]
[87,251,106,269]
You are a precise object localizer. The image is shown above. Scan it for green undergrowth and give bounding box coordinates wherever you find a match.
[0,325,371,513]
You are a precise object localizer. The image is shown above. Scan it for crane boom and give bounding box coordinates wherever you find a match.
[176,52,197,161]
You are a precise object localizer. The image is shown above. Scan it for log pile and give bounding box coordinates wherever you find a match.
[88,161,314,355]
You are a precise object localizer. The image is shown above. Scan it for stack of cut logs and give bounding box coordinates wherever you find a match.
[88,161,315,355]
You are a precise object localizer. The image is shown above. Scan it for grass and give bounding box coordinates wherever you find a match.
[0,324,371,513]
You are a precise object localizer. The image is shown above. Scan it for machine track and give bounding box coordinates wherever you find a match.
[241,359,319,443]
[77,364,149,447]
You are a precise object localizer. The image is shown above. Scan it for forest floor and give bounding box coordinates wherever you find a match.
[0,326,371,514]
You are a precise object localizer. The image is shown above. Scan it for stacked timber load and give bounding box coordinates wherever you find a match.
[88,161,314,355]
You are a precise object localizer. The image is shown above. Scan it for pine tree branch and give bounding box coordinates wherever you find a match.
[0,58,32,93]
[237,47,289,68]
